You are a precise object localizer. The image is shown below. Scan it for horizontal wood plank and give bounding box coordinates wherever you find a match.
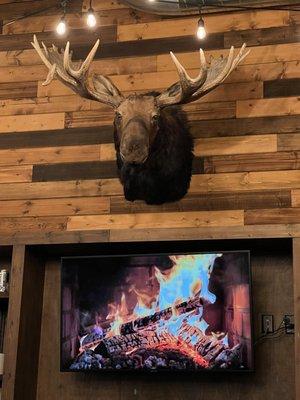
[0,179,122,200]
[292,189,300,207]
[0,81,37,99]
[264,78,300,98]
[0,26,117,52]
[0,197,110,217]
[278,133,300,151]
[67,210,244,231]
[189,115,300,138]
[0,113,65,133]
[190,170,300,193]
[0,165,32,183]
[236,97,300,118]
[196,134,277,156]
[245,208,300,224]
[0,216,68,233]
[204,151,300,173]
[110,191,291,214]
[109,224,300,242]
[0,145,101,166]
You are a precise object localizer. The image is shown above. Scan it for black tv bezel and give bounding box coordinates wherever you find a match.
[60,250,254,374]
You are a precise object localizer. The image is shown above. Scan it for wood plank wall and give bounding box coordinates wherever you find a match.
[1,0,300,243]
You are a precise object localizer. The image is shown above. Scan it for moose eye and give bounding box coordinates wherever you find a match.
[115,112,122,122]
[152,114,159,123]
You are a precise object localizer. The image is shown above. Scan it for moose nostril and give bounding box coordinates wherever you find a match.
[129,143,140,152]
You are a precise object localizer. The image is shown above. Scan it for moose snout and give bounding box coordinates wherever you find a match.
[120,133,149,164]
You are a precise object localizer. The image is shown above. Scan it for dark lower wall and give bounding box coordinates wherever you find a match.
[36,242,294,400]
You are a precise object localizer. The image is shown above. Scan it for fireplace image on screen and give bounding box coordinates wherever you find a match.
[61,251,253,372]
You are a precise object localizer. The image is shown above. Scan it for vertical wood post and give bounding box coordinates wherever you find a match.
[2,245,25,400]
[1,245,45,400]
[293,238,300,400]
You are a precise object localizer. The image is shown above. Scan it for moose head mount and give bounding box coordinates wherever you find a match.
[32,35,249,205]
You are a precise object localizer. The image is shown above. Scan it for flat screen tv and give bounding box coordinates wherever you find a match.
[61,251,253,372]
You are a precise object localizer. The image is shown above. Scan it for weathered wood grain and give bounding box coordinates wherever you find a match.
[278,133,300,151]
[237,97,300,118]
[0,216,68,233]
[245,208,300,225]
[0,144,101,166]
[0,113,65,133]
[189,115,300,138]
[195,134,277,156]
[264,78,300,98]
[0,197,110,217]
[117,10,290,41]
[224,25,300,48]
[0,126,113,150]
[0,165,32,183]
[67,210,244,231]
[0,26,117,51]
[292,189,300,207]
[110,191,291,214]
[109,224,300,242]
[0,179,122,200]
[32,161,118,182]
[204,151,300,173]
[157,43,300,71]
[190,170,300,193]
[0,81,37,99]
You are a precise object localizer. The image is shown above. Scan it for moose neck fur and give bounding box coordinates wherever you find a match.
[114,104,193,205]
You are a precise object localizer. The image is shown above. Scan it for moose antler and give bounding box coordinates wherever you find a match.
[31,35,124,108]
[156,44,250,107]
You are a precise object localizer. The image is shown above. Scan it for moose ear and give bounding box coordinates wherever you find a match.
[92,74,123,100]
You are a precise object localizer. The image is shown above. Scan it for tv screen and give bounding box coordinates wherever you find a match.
[61,251,253,372]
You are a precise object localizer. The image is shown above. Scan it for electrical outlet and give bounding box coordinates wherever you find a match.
[261,314,274,334]
[284,314,294,334]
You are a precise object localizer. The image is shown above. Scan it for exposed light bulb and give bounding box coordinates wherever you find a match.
[196,17,206,40]
[87,8,97,28]
[56,16,66,35]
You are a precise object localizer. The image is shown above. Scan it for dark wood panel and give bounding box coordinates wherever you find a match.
[0,81,37,100]
[264,78,300,98]
[33,161,119,182]
[189,115,300,138]
[0,25,117,51]
[75,32,224,60]
[224,25,300,48]
[245,207,300,224]
[110,190,291,214]
[32,158,204,182]
[0,126,113,150]
[204,151,300,173]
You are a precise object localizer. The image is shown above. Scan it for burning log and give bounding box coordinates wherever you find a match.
[120,296,203,335]
[94,330,161,357]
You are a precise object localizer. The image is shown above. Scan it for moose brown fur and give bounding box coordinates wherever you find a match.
[32,36,249,204]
